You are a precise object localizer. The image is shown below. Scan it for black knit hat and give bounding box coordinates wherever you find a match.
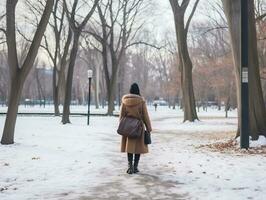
[130,83,140,95]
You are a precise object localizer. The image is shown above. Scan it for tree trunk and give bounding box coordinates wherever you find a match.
[222,0,242,135]
[62,33,80,124]
[175,14,198,122]
[225,96,230,118]
[59,27,73,105]
[247,1,266,139]
[107,90,115,115]
[106,61,119,116]
[54,86,60,115]
[99,69,106,109]
[222,0,266,139]
[1,0,54,144]
[58,66,67,104]
[101,40,116,115]
[94,64,100,109]
[53,66,60,116]
[107,78,116,115]
[1,78,22,144]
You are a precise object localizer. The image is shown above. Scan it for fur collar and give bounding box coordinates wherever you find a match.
[122,94,144,106]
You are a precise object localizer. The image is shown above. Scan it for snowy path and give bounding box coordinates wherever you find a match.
[79,116,190,200]
[1,108,266,200]
[80,114,266,200]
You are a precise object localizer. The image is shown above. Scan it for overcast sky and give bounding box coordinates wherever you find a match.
[151,0,222,39]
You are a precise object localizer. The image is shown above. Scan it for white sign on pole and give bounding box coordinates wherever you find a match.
[242,67,248,83]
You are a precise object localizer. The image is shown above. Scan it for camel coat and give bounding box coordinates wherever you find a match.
[120,94,152,154]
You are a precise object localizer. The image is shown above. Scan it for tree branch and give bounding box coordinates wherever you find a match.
[185,0,200,34]
[20,0,54,79]
[0,28,6,35]
[125,41,165,50]
[201,26,228,35]
[79,0,100,30]
[6,0,19,79]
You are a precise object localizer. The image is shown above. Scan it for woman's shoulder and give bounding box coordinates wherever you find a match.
[122,94,146,106]
[122,94,145,101]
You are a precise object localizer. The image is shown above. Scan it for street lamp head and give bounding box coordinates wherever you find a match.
[87,69,93,79]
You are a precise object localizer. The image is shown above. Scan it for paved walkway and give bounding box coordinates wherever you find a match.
[79,128,190,200]
[78,115,266,200]
[78,116,196,200]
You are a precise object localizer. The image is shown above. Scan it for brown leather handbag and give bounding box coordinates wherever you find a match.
[117,116,143,138]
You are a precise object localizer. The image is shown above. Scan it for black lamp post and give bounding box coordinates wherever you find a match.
[240,0,249,149]
[87,70,93,125]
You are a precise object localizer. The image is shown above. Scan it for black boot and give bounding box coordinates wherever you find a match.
[127,161,133,174]
[127,153,133,174]
[134,154,140,173]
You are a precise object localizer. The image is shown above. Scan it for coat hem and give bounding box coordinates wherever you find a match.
[121,150,149,154]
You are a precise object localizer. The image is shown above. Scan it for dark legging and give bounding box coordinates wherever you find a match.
[127,153,140,162]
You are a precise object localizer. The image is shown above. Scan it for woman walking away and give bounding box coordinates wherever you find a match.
[119,83,152,174]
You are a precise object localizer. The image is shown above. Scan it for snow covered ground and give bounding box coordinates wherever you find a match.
[0,105,116,115]
[0,104,235,116]
[0,107,266,200]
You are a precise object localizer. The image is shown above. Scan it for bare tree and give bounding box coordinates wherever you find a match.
[169,0,200,122]
[1,0,54,145]
[61,0,99,124]
[42,0,72,115]
[80,37,102,109]
[88,0,150,115]
[222,0,266,139]
[13,0,71,114]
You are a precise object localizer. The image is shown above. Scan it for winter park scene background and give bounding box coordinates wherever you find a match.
[0,0,266,200]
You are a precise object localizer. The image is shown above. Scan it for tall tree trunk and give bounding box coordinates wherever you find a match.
[222,0,241,135]
[119,53,126,96]
[53,66,60,116]
[247,1,266,139]
[99,68,106,109]
[225,82,232,118]
[222,0,266,139]
[107,89,115,115]
[101,40,115,115]
[58,27,72,105]
[225,95,230,118]
[107,56,120,115]
[107,77,116,115]
[35,68,45,107]
[1,77,22,144]
[62,33,80,124]
[94,65,100,109]
[175,14,198,122]
[1,0,54,144]
[61,0,98,122]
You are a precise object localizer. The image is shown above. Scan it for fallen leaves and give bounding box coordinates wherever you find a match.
[197,139,237,152]
[200,139,237,149]
[198,139,266,155]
